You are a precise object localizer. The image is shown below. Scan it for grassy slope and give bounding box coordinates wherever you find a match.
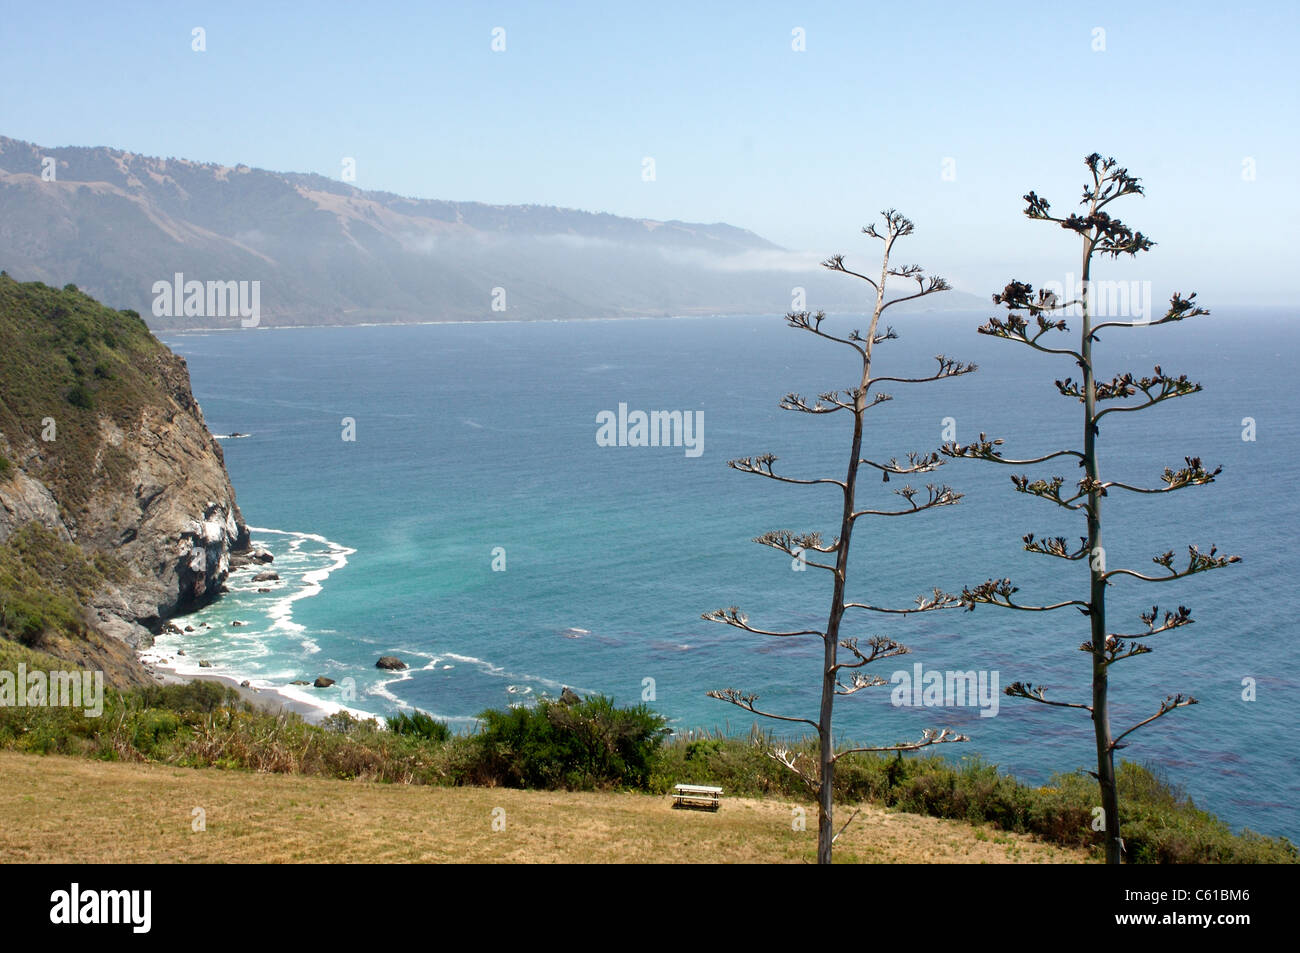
[0,750,1087,864]
[3,675,1291,862]
[0,524,145,685]
[0,274,166,517]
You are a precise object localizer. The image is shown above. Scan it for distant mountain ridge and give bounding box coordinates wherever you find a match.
[0,135,982,328]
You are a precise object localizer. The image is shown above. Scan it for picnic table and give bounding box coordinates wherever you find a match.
[673,783,723,811]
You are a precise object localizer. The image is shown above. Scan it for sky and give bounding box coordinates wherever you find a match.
[2,0,1297,303]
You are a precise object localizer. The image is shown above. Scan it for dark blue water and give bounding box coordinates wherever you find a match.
[153,309,1298,840]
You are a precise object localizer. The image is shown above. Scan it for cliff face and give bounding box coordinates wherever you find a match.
[0,275,247,673]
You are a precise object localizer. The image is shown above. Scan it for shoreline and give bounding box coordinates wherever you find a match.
[136,653,355,723]
[138,523,372,726]
[152,305,993,335]
[155,311,732,334]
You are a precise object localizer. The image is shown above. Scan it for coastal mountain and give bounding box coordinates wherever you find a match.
[0,135,982,328]
[0,275,248,683]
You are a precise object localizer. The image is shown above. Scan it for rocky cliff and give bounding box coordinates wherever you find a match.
[0,274,248,681]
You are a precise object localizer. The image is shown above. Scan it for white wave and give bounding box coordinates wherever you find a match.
[269,681,384,724]
[149,526,593,722]
[367,674,413,705]
[366,669,479,726]
[143,525,356,715]
[247,526,354,640]
[440,652,571,693]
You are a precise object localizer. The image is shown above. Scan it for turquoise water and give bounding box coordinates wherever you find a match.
[152,310,1298,840]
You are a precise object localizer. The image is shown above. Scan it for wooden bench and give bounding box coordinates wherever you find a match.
[673,783,723,811]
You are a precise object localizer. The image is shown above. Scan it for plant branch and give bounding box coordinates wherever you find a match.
[942,433,1084,466]
[701,607,824,638]
[832,727,969,760]
[843,587,962,615]
[851,483,962,519]
[1092,291,1209,333]
[1100,544,1240,584]
[1112,695,1197,749]
[1005,681,1092,711]
[706,688,819,729]
[728,453,848,490]
[960,578,1090,613]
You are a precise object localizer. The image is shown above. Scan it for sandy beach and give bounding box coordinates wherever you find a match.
[137,652,350,723]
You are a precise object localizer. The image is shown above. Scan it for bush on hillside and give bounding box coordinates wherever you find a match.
[387,709,451,742]
[134,680,242,714]
[472,693,669,790]
[0,661,1291,863]
[66,382,94,410]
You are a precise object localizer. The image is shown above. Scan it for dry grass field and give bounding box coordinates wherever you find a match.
[0,750,1090,863]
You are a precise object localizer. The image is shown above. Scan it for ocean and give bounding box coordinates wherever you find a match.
[145,308,1299,841]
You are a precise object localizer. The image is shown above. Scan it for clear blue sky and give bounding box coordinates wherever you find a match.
[2,0,1296,302]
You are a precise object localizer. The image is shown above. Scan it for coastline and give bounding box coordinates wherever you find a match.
[155,311,728,334]
[137,525,372,726]
[136,651,365,724]
[155,307,980,335]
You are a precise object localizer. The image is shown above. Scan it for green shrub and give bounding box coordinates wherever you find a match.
[130,710,183,750]
[319,710,383,736]
[133,680,242,714]
[685,737,725,761]
[387,709,451,743]
[472,694,669,790]
[66,383,94,410]
[0,524,100,647]
[1112,761,1297,863]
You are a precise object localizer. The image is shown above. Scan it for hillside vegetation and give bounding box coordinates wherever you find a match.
[0,275,163,517]
[0,523,144,683]
[0,671,1291,864]
[0,274,248,670]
